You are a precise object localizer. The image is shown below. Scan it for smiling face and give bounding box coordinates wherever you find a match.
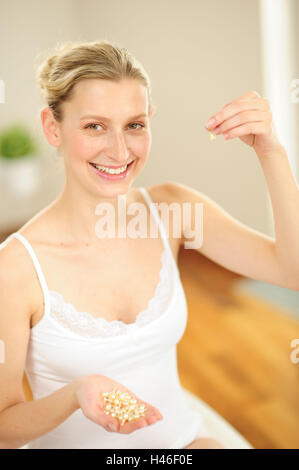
[43,78,153,199]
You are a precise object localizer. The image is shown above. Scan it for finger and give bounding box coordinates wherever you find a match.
[108,409,160,435]
[102,409,145,434]
[100,408,120,432]
[154,407,163,420]
[221,120,270,140]
[117,418,147,434]
[119,403,162,433]
[245,90,261,99]
[212,110,270,135]
[223,90,261,107]
[100,396,161,434]
[117,409,154,434]
[86,403,119,433]
[205,98,269,130]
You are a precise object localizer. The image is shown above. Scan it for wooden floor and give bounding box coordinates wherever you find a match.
[177,247,299,449]
[2,224,297,450]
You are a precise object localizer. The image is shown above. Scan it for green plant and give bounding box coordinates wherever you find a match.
[0,123,38,160]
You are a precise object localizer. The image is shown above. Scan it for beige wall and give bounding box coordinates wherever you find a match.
[0,0,276,237]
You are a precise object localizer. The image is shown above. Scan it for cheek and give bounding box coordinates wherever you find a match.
[130,133,152,156]
[68,133,99,161]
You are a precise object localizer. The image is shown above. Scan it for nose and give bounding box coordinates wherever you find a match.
[106,130,130,164]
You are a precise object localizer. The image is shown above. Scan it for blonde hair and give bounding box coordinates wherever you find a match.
[35,39,157,122]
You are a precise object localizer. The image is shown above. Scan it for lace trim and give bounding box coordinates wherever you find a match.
[49,249,174,338]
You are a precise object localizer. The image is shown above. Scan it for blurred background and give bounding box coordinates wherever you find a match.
[0,0,298,449]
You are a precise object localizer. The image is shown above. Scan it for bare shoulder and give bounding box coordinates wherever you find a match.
[0,235,41,320]
[144,181,210,252]
[0,236,32,282]
[143,180,185,204]
[145,180,204,204]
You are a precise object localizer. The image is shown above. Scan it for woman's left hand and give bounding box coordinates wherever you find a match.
[205,90,281,157]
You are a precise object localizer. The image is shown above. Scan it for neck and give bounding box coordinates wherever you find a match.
[50,180,138,246]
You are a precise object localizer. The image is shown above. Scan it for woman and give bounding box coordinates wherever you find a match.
[0,40,298,450]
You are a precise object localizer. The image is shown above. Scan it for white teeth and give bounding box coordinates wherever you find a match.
[92,163,130,174]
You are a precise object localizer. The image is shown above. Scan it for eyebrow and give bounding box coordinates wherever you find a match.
[80,113,147,122]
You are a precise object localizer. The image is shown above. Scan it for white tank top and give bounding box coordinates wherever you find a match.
[4,187,206,449]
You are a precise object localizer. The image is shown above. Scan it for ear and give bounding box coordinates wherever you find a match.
[40,107,61,148]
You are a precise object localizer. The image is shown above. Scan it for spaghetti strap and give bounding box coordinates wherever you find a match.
[7,232,50,317]
[139,187,179,272]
